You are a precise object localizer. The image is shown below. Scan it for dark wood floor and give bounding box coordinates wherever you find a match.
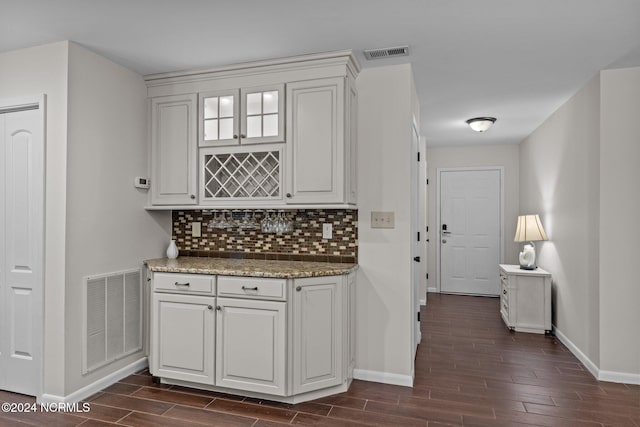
[1,294,639,426]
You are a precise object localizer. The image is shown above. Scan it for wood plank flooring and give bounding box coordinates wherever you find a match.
[1,293,638,426]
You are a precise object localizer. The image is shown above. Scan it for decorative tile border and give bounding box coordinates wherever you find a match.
[172,209,358,262]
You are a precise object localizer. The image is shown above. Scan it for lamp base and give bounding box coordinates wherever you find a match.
[519,264,536,270]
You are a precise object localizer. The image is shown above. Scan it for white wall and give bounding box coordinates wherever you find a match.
[64,43,171,394]
[519,75,601,367]
[0,41,70,397]
[356,64,415,383]
[599,67,640,377]
[426,144,520,294]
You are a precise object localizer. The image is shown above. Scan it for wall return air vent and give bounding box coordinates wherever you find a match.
[363,45,409,60]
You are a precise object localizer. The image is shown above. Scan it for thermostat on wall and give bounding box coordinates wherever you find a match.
[134,177,150,189]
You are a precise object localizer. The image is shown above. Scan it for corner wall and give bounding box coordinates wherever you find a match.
[65,43,171,395]
[356,64,415,384]
[598,67,640,379]
[426,144,520,293]
[519,75,601,368]
[0,41,70,397]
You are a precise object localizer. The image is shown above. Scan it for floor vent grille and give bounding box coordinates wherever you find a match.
[364,45,409,60]
[83,268,142,373]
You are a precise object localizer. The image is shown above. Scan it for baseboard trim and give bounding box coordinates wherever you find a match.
[427,287,438,293]
[352,369,413,387]
[553,327,640,385]
[552,326,599,379]
[40,357,148,404]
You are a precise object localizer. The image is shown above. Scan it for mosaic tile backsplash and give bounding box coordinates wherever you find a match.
[172,209,358,263]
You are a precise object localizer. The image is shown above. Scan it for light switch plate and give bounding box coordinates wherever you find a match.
[371,211,395,229]
[192,222,201,237]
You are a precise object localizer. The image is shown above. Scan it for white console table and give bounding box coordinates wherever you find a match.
[499,264,552,334]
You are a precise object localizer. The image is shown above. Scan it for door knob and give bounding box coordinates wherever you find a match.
[413,256,420,262]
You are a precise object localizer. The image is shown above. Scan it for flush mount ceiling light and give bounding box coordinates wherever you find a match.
[466,117,496,132]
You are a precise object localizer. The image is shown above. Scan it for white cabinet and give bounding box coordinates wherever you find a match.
[286,77,356,204]
[145,51,359,208]
[216,297,286,395]
[499,264,551,334]
[150,94,198,205]
[149,269,355,402]
[292,276,343,394]
[199,85,285,147]
[151,292,215,384]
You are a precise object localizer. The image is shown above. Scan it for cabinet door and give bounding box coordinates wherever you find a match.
[346,79,358,204]
[286,78,345,204]
[200,90,240,147]
[216,298,286,395]
[241,85,285,145]
[150,94,198,205]
[293,276,343,394]
[347,272,356,379]
[151,293,215,385]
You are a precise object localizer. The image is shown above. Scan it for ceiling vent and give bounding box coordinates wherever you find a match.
[363,45,409,60]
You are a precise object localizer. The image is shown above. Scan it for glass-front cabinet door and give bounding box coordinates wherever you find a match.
[199,85,284,147]
[200,90,240,146]
[240,84,285,144]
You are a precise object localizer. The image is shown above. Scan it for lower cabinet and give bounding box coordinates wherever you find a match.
[292,276,343,394]
[151,292,216,385]
[216,297,286,395]
[150,271,355,402]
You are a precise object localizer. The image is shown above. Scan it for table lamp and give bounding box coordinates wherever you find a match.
[514,214,548,270]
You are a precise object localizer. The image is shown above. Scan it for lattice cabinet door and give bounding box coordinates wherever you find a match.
[199,145,284,205]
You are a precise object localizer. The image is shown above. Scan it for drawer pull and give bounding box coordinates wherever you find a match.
[241,286,259,291]
[296,286,302,292]
[175,282,190,287]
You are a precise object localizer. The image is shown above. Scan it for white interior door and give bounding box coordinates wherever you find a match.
[411,124,421,355]
[0,102,44,397]
[439,169,501,295]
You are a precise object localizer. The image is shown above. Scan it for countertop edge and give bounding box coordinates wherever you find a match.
[144,257,358,279]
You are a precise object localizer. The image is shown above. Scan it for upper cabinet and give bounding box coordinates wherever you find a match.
[150,94,198,205]
[145,50,359,209]
[285,77,357,205]
[199,85,285,147]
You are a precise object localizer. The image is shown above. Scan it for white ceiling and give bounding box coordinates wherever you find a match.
[3,0,640,147]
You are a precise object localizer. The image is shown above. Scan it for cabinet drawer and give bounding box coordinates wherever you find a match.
[217,276,286,300]
[154,273,215,295]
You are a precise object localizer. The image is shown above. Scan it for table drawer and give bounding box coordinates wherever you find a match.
[154,273,215,294]
[218,276,286,300]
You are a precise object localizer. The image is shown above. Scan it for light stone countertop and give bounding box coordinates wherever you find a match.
[145,256,358,278]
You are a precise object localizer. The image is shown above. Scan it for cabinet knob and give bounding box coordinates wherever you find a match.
[216,305,221,311]
[190,194,196,199]
[286,193,292,198]
[233,134,238,139]
[503,289,507,295]
[207,305,213,310]
[240,134,246,139]
[296,286,302,292]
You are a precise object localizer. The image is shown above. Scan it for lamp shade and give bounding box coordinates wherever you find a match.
[514,214,548,242]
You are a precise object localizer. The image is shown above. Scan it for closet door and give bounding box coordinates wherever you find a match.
[0,105,44,396]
